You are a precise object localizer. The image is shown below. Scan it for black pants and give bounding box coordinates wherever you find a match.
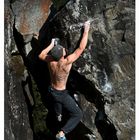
[47,86,83,134]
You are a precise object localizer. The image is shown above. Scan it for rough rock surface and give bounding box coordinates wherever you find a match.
[5,0,135,140]
[5,0,33,140]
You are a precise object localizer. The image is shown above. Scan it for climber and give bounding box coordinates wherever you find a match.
[38,21,90,140]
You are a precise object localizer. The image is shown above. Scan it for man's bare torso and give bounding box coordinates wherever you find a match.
[39,21,90,91]
[47,58,72,90]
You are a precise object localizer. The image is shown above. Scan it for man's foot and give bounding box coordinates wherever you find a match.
[56,131,67,140]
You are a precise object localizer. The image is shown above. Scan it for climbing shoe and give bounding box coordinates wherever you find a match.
[56,133,67,140]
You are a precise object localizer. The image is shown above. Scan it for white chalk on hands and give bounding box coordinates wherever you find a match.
[84,20,90,32]
[52,38,55,42]
[84,20,91,25]
[51,38,55,44]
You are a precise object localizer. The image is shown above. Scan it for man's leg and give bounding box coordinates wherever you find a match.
[54,102,62,122]
[61,91,83,134]
[48,86,63,122]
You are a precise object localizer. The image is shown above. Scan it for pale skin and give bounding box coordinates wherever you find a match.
[39,21,90,137]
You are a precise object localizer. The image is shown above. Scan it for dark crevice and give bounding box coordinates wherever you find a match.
[21,72,35,139]
[68,70,118,140]
[95,111,118,140]
[121,31,126,42]
[52,0,70,12]
[38,1,71,50]
[68,69,105,109]
[12,5,118,140]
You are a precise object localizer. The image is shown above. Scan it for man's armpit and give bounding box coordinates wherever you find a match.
[45,55,54,62]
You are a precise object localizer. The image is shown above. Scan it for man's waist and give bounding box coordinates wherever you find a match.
[50,84,66,91]
[51,83,66,91]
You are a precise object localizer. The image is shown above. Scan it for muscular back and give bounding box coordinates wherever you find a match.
[47,58,72,90]
[39,22,90,90]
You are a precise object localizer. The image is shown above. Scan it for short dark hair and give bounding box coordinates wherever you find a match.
[50,44,63,61]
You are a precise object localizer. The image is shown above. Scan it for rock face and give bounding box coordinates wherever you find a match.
[5,0,51,140]
[5,0,135,140]
[4,0,34,140]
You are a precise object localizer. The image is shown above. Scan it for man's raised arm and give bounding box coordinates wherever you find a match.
[66,21,90,64]
[38,39,55,61]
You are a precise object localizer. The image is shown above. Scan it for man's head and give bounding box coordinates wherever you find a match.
[50,44,64,61]
[50,38,66,61]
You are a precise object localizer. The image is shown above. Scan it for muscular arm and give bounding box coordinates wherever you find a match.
[66,21,90,64]
[38,39,55,61]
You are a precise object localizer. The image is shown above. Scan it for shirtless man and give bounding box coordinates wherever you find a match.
[39,21,90,140]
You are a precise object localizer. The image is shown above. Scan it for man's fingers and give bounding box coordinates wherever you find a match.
[52,38,55,41]
[84,20,91,25]
[51,38,55,43]
[84,20,91,32]
[84,21,90,28]
[51,38,55,46]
